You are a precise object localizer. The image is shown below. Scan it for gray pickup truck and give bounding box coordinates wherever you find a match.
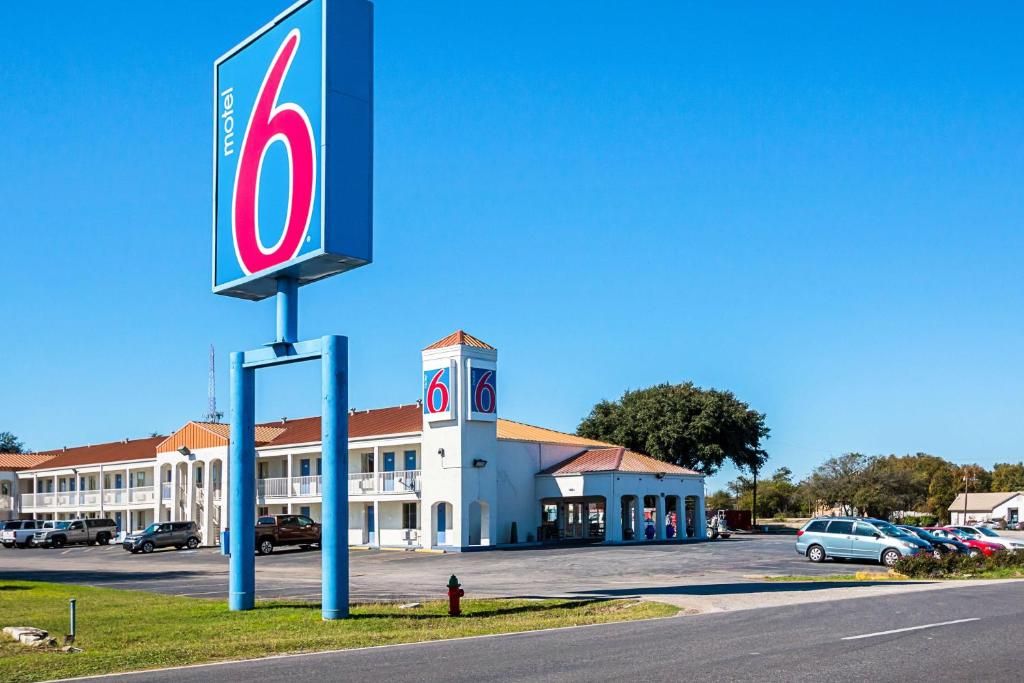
[33,518,117,548]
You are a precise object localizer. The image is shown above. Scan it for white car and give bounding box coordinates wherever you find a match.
[951,525,1024,551]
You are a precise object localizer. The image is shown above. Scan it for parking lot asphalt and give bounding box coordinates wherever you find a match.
[0,535,905,605]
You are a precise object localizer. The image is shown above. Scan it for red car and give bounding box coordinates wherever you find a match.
[923,527,1001,557]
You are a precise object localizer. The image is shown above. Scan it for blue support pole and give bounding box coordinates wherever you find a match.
[276,277,298,343]
[321,335,349,619]
[228,351,256,611]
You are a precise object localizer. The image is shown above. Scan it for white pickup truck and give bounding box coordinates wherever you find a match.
[1,520,51,548]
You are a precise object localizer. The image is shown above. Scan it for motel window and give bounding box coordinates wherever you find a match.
[258,508,270,518]
[543,505,558,522]
[401,503,417,530]
[195,466,203,487]
[135,472,146,487]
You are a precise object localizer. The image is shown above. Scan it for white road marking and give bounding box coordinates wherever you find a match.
[841,618,979,641]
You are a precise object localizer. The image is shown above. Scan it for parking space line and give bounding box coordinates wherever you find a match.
[841,618,979,641]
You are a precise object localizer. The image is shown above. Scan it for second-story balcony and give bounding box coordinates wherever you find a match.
[350,469,420,495]
[254,471,421,500]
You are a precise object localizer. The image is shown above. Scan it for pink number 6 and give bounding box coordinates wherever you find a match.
[428,370,450,413]
[232,28,316,275]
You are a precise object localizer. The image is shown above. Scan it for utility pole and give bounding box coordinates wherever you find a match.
[962,470,975,525]
[751,466,758,531]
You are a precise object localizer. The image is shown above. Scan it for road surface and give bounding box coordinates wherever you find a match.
[70,580,1023,682]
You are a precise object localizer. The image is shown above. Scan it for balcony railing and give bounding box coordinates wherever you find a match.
[102,490,126,506]
[129,486,154,504]
[348,470,421,495]
[348,472,375,495]
[257,477,290,499]
[291,475,321,497]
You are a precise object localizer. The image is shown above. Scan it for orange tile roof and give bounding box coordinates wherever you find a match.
[423,330,495,351]
[540,447,700,476]
[264,404,423,446]
[27,436,168,470]
[0,452,61,471]
[496,419,613,447]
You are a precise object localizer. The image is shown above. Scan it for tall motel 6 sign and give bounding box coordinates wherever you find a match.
[212,0,372,619]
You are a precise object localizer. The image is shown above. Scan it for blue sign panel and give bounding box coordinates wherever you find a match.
[423,367,452,416]
[470,367,496,416]
[213,0,372,300]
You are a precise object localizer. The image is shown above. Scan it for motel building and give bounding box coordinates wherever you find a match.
[6,332,706,549]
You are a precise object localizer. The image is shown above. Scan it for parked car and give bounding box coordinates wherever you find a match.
[898,525,968,557]
[947,525,1024,551]
[796,516,929,567]
[33,518,117,548]
[922,527,1001,557]
[255,514,321,555]
[123,521,201,554]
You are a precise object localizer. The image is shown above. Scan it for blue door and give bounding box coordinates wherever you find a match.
[114,474,123,489]
[300,506,311,518]
[367,505,376,545]
[316,458,322,476]
[383,452,395,491]
[300,459,311,494]
[404,450,417,471]
[437,504,446,545]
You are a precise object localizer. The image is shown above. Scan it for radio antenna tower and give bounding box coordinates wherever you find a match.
[204,344,224,423]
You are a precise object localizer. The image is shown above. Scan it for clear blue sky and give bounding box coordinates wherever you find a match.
[2,2,1022,492]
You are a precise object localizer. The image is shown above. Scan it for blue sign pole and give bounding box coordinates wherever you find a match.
[228,350,256,611]
[276,277,298,344]
[321,334,349,619]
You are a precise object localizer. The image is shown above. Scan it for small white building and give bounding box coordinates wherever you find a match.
[948,491,1024,526]
[12,331,706,549]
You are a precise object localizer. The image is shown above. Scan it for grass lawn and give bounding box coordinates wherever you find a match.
[0,580,677,682]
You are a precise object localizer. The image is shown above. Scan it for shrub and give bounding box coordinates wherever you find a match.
[894,549,1024,578]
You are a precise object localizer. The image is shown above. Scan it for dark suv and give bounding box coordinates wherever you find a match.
[256,514,320,555]
[123,521,201,553]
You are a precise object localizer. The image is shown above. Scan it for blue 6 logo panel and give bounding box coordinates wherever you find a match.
[469,364,497,421]
[423,366,453,421]
[213,0,373,301]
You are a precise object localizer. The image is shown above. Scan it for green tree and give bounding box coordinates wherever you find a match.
[705,489,734,511]
[990,462,1024,492]
[0,431,26,454]
[800,453,870,514]
[728,467,799,518]
[576,382,769,475]
[928,466,959,523]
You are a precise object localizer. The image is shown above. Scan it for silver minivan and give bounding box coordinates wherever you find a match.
[796,516,929,567]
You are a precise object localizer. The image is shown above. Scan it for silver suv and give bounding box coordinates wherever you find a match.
[123,521,201,553]
[796,516,930,567]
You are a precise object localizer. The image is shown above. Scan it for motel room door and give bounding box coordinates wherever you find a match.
[383,452,395,491]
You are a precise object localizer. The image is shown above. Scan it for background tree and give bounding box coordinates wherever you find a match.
[729,467,799,519]
[0,431,26,454]
[705,490,734,511]
[990,462,1024,492]
[576,382,769,475]
[799,453,870,514]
